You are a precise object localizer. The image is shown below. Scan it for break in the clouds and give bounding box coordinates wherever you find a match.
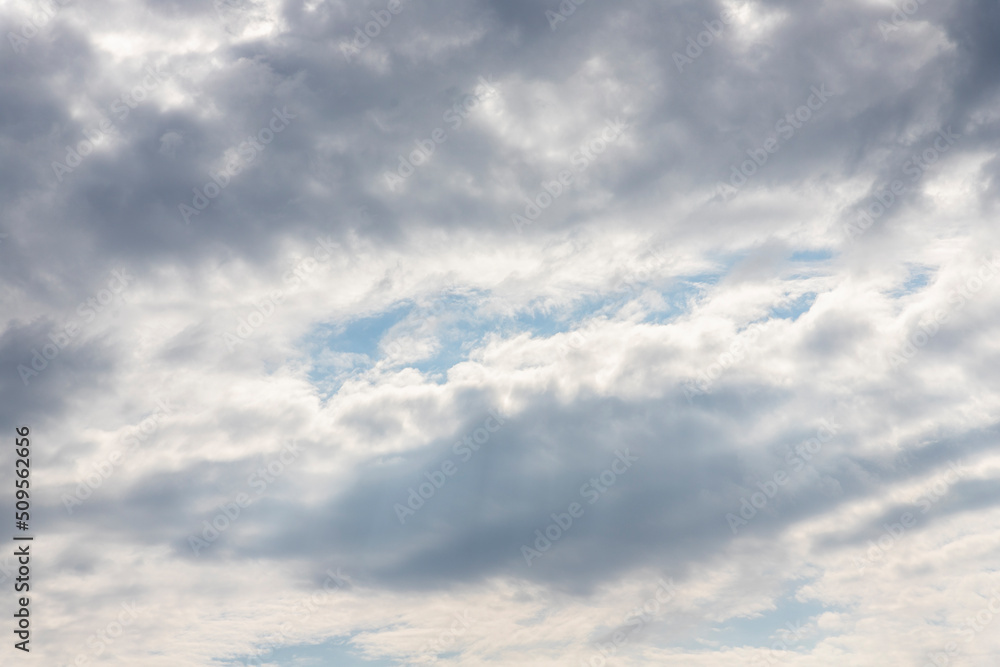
[2,0,1000,664]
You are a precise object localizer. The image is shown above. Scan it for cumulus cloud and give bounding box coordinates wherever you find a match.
[2,0,1000,664]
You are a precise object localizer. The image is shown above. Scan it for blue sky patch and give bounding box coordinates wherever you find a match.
[219,636,399,666]
[707,597,828,650]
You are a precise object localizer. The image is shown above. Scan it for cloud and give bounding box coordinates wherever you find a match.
[3,0,1000,664]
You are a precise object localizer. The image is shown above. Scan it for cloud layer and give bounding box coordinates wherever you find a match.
[2,0,1000,664]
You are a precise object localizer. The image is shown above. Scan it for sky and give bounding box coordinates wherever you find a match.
[2,0,1000,664]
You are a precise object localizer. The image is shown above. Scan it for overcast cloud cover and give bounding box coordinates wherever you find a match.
[2,0,1000,664]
